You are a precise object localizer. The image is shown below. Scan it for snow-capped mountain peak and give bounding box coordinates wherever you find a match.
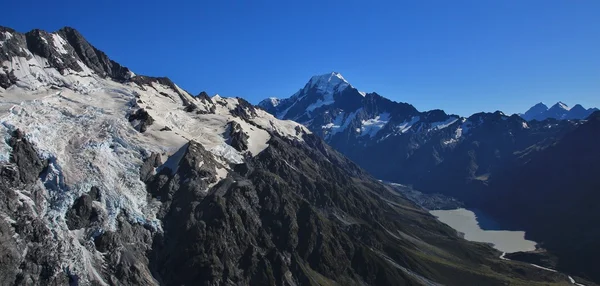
[552,101,570,111]
[520,101,597,121]
[265,97,280,107]
[306,71,350,93]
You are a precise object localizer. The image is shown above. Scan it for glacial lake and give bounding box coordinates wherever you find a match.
[430,208,537,253]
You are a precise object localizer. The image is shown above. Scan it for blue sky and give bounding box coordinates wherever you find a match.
[4,0,599,116]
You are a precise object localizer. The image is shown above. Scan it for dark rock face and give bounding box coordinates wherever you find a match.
[128,108,154,132]
[89,186,101,201]
[0,69,18,89]
[8,130,47,184]
[25,29,82,76]
[196,91,212,102]
[484,111,600,283]
[93,215,157,285]
[520,102,549,121]
[130,76,196,107]
[0,26,33,64]
[0,131,68,285]
[58,27,133,82]
[144,135,570,286]
[0,26,134,85]
[226,121,249,152]
[65,193,99,230]
[140,153,162,182]
[231,97,258,121]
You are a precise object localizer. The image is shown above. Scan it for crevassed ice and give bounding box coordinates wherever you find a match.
[1,87,163,230]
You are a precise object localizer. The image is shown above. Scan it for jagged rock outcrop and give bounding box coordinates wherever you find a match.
[226,121,249,152]
[128,108,154,132]
[140,153,162,182]
[0,130,68,285]
[58,27,132,81]
[65,192,99,230]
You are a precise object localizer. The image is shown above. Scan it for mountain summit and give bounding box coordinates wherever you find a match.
[520,101,597,121]
[520,102,548,121]
[260,73,578,192]
[258,71,364,121]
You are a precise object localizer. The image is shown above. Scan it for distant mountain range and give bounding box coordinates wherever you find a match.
[259,72,578,197]
[261,72,600,283]
[520,102,598,121]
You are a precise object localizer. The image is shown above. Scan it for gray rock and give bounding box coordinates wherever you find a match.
[65,193,99,230]
[8,129,48,184]
[128,108,154,133]
[226,121,249,152]
[140,153,162,182]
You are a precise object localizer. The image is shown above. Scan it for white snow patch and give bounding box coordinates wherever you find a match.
[266,97,280,107]
[360,112,390,137]
[231,118,271,156]
[321,108,361,139]
[569,276,586,286]
[51,33,69,54]
[429,117,459,131]
[556,102,570,111]
[2,55,99,92]
[378,116,421,142]
[250,108,310,141]
[397,116,420,133]
[210,143,244,164]
[443,126,463,145]
[529,263,557,273]
[0,31,13,46]
[306,94,334,113]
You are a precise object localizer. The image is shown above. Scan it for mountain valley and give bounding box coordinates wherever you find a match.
[262,72,600,284]
[1,25,591,286]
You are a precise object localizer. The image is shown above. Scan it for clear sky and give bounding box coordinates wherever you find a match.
[3,0,599,116]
